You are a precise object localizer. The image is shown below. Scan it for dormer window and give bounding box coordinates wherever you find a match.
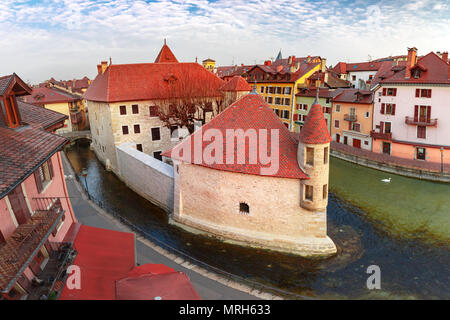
[0,95,21,128]
[0,73,32,128]
[413,69,421,78]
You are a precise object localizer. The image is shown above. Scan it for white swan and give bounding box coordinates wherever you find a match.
[381,178,391,183]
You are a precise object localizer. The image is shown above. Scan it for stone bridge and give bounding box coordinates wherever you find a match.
[60,130,92,142]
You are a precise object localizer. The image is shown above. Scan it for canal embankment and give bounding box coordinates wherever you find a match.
[330,141,450,183]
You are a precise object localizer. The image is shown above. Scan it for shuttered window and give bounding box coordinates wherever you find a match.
[417,126,426,139]
[34,160,54,193]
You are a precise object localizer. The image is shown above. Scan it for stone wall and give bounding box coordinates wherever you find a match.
[116,142,174,212]
[172,162,336,257]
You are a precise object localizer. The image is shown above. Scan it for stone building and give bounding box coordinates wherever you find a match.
[83,42,224,172]
[219,75,252,108]
[162,90,337,257]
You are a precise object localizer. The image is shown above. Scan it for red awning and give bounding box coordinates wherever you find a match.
[115,272,201,300]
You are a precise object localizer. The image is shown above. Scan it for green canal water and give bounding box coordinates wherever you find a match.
[330,157,450,245]
[65,140,450,299]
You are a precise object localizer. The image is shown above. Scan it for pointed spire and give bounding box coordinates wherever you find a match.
[164,38,166,45]
[299,89,331,145]
[276,49,282,61]
[249,80,258,94]
[154,41,178,63]
[313,86,319,105]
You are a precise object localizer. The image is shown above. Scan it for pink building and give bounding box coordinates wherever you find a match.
[371,48,450,163]
[0,74,77,299]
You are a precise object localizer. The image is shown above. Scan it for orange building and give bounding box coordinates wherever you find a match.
[331,89,374,150]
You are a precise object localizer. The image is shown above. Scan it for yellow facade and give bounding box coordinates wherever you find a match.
[202,59,215,72]
[44,102,73,132]
[254,62,321,130]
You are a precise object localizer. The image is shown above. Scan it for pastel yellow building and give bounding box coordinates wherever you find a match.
[246,55,324,130]
[202,58,216,72]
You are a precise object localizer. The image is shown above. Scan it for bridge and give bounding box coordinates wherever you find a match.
[60,130,92,142]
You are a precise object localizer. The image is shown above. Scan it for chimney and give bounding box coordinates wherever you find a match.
[291,56,296,65]
[442,51,448,62]
[101,61,108,74]
[288,56,292,64]
[324,71,329,84]
[321,58,327,73]
[264,60,272,66]
[97,64,102,74]
[405,47,417,79]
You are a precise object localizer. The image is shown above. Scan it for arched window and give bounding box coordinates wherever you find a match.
[239,202,250,214]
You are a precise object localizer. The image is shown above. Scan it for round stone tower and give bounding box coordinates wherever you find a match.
[297,94,332,212]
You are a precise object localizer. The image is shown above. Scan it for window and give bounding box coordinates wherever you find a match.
[284,87,291,95]
[151,127,161,141]
[383,88,397,96]
[417,126,426,139]
[335,104,341,112]
[416,89,432,98]
[134,124,140,134]
[305,185,313,201]
[260,86,264,93]
[369,74,373,80]
[416,147,426,160]
[132,104,139,114]
[284,98,290,106]
[136,144,143,152]
[323,184,328,199]
[282,110,290,119]
[382,103,396,115]
[239,202,250,215]
[326,98,331,104]
[365,111,370,118]
[34,160,54,193]
[274,109,280,116]
[384,122,391,134]
[122,126,129,135]
[276,87,282,94]
[149,105,158,117]
[296,104,301,110]
[382,142,391,155]
[153,151,162,161]
[324,147,329,164]
[303,104,308,111]
[306,147,314,166]
[352,75,356,81]
[119,105,127,115]
[334,120,340,128]
[352,123,361,132]
[268,97,273,104]
[275,97,281,105]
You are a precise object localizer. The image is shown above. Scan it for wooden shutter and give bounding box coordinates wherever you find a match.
[415,89,420,97]
[427,106,431,123]
[393,88,397,96]
[381,103,385,114]
[380,121,384,133]
[414,105,418,121]
[34,169,43,193]
[47,159,54,179]
[293,114,298,121]
[391,104,396,115]
[428,89,432,98]
[382,88,386,96]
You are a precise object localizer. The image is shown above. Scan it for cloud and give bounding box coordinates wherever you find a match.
[0,0,448,82]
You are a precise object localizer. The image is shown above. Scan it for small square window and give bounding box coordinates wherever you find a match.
[120,105,126,115]
[136,144,143,152]
[134,124,140,134]
[151,127,161,141]
[132,104,139,114]
[305,185,313,201]
[122,126,129,135]
[153,151,162,161]
[149,106,158,117]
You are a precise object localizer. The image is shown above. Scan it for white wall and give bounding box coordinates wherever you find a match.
[116,142,174,212]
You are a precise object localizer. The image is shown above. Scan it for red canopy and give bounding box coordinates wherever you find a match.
[116,272,201,300]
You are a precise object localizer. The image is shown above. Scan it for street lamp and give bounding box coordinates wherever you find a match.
[81,169,90,200]
[440,147,444,175]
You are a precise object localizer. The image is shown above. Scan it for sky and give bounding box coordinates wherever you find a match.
[0,0,449,83]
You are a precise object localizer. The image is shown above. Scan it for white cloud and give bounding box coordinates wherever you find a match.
[0,0,448,82]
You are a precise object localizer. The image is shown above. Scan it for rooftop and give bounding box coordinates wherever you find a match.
[22,86,80,106]
[219,75,252,92]
[299,100,332,145]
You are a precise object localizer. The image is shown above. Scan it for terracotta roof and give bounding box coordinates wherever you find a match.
[332,62,346,74]
[333,88,373,104]
[219,76,252,92]
[0,73,31,97]
[22,87,80,106]
[0,75,13,95]
[299,101,332,145]
[296,87,344,98]
[379,52,450,84]
[83,62,224,103]
[0,122,67,197]
[154,44,178,63]
[162,93,308,179]
[216,65,252,78]
[18,100,67,129]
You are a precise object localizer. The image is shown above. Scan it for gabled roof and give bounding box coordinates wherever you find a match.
[379,52,450,84]
[22,86,80,106]
[18,100,67,130]
[162,93,308,180]
[299,100,332,145]
[154,44,178,63]
[0,73,32,97]
[333,88,373,104]
[219,76,252,92]
[83,62,224,103]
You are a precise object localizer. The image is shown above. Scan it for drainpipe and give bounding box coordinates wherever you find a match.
[441,147,444,175]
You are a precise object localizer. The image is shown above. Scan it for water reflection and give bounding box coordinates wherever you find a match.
[65,140,450,299]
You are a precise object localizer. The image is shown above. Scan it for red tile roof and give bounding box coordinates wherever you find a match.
[162,93,308,180]
[219,76,252,92]
[22,87,80,106]
[0,75,13,95]
[379,52,450,84]
[333,88,373,104]
[154,44,178,63]
[299,101,332,145]
[18,100,67,130]
[0,121,67,197]
[83,62,224,103]
[296,87,344,98]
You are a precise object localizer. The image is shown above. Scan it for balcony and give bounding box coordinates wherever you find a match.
[0,198,65,294]
[344,114,357,122]
[370,130,392,140]
[405,116,437,127]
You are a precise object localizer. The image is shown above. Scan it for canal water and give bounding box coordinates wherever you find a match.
[65,140,450,299]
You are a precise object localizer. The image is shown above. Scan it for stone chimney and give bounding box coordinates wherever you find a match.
[405,47,417,79]
[442,51,448,62]
[101,61,108,74]
[321,58,327,73]
[97,64,102,74]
